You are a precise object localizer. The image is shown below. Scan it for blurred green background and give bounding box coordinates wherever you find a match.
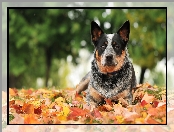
[9,8,166,89]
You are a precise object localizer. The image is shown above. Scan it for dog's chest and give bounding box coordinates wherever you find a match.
[90,60,132,98]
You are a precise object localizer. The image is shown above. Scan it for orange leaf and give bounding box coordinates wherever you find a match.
[68,107,90,120]
[9,88,18,96]
[22,103,34,114]
[24,114,40,124]
[9,100,15,107]
[147,108,157,115]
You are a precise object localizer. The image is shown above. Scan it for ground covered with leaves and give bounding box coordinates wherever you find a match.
[8,83,167,124]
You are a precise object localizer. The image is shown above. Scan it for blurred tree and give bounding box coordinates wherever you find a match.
[9,9,83,87]
[125,9,166,83]
[9,8,166,88]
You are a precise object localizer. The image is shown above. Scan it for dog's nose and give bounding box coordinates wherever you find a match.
[106,55,113,61]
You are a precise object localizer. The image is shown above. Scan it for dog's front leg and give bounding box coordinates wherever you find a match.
[76,72,90,94]
[87,84,105,106]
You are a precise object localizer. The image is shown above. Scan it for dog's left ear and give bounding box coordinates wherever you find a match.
[117,20,130,43]
[91,21,104,46]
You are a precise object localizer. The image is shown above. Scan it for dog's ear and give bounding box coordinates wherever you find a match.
[91,21,104,45]
[117,20,130,43]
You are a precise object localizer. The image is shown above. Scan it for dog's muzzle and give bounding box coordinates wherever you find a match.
[104,54,116,66]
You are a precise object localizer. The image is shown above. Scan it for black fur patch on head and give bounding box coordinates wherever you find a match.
[117,20,130,43]
[91,20,130,58]
[91,21,104,46]
[110,33,127,56]
[94,34,108,56]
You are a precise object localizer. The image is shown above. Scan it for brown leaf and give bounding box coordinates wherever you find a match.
[22,103,34,114]
[34,106,42,114]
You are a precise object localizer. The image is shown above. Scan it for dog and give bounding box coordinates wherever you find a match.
[76,20,136,106]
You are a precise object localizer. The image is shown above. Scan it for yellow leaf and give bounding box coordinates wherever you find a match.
[135,118,145,124]
[29,100,41,107]
[62,106,70,116]
[55,97,65,105]
[57,115,67,121]
[141,111,148,118]
[115,115,124,123]
[57,106,70,121]
[43,93,54,99]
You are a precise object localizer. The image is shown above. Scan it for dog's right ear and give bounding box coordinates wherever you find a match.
[117,20,130,43]
[91,21,104,46]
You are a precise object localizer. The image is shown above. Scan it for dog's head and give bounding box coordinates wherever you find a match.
[91,20,130,74]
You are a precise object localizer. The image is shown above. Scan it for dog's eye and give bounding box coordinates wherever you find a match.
[114,45,120,49]
[101,45,106,49]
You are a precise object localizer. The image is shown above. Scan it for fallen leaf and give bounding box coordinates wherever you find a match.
[152,100,159,108]
[135,118,145,124]
[141,100,148,107]
[115,115,124,124]
[9,88,18,96]
[105,98,113,106]
[146,116,159,124]
[34,106,42,114]
[141,93,155,103]
[103,104,113,111]
[68,107,90,120]
[92,108,102,118]
[147,108,157,116]
[24,114,40,124]
[22,103,34,114]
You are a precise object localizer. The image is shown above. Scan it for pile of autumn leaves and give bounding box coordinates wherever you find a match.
[9,83,166,124]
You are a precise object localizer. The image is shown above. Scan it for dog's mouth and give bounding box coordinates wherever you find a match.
[103,62,117,66]
[103,55,117,66]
